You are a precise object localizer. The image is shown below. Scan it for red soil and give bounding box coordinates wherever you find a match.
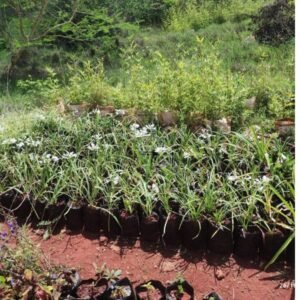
[29,230,294,300]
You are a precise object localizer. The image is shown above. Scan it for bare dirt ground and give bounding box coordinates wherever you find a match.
[28,230,294,300]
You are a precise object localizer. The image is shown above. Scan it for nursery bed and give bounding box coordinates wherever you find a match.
[28,228,294,300]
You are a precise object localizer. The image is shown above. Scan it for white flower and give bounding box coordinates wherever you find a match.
[198,129,212,139]
[87,142,99,151]
[115,109,126,116]
[91,109,101,115]
[134,128,150,138]
[155,146,170,154]
[92,134,103,140]
[151,183,159,193]
[33,113,46,121]
[62,152,78,159]
[144,124,156,132]
[52,156,59,163]
[262,175,271,184]
[183,151,191,159]
[112,175,120,185]
[227,175,238,182]
[130,123,140,131]
[16,142,25,148]
[2,138,17,145]
[279,153,287,164]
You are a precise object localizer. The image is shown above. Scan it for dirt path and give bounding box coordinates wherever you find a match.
[30,231,294,300]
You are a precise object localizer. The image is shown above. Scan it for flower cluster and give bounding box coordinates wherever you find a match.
[130,123,156,138]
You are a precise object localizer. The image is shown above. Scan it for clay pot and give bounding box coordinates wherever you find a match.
[100,208,121,236]
[187,112,212,133]
[275,118,294,137]
[67,103,92,117]
[180,218,208,250]
[157,111,178,128]
[136,280,166,300]
[98,105,115,117]
[207,221,233,255]
[160,213,181,247]
[119,210,140,237]
[83,205,101,234]
[65,202,84,231]
[166,280,194,300]
[234,227,262,258]
[140,213,160,243]
[260,229,285,259]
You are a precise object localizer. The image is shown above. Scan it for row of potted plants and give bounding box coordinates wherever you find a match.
[0,114,294,263]
[0,193,292,262]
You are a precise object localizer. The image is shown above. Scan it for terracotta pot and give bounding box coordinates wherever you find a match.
[234,227,262,258]
[207,221,233,255]
[83,205,101,234]
[275,118,294,137]
[119,210,140,237]
[157,111,178,128]
[67,103,92,117]
[180,218,208,250]
[65,202,84,231]
[186,112,212,133]
[98,105,115,117]
[160,213,181,247]
[140,213,160,243]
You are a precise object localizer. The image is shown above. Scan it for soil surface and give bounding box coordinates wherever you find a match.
[28,230,294,300]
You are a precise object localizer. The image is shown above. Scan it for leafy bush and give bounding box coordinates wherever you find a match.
[165,0,269,31]
[253,0,295,44]
[100,0,176,25]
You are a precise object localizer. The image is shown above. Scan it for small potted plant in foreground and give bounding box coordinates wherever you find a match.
[136,280,166,300]
[166,275,194,300]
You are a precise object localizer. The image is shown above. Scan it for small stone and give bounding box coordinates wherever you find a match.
[99,236,108,245]
[161,261,176,273]
[110,244,121,255]
[215,268,225,280]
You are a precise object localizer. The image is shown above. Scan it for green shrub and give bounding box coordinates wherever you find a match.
[254,0,295,44]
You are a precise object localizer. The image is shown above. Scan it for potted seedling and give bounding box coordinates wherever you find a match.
[159,181,181,247]
[234,192,262,258]
[138,179,160,243]
[99,187,121,237]
[207,208,234,255]
[166,275,194,300]
[119,182,140,237]
[136,280,166,300]
[179,190,207,250]
[99,266,135,300]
